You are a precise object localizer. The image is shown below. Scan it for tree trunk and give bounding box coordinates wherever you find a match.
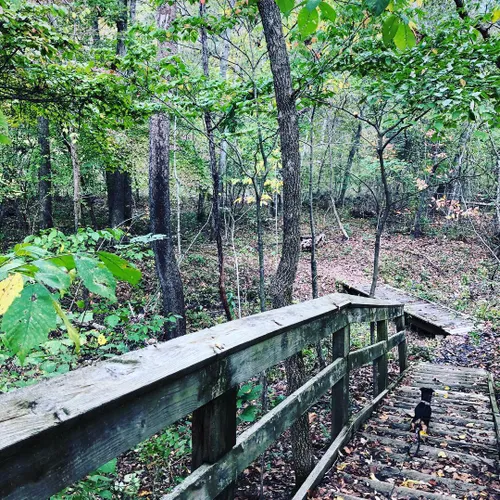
[38,116,53,230]
[200,2,232,321]
[129,0,136,24]
[308,106,318,299]
[107,0,132,227]
[258,0,313,487]
[149,1,186,340]
[63,131,81,232]
[370,138,391,297]
[339,121,362,206]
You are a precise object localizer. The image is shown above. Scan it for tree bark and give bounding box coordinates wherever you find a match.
[149,1,186,340]
[38,116,53,230]
[339,121,362,206]
[63,131,81,232]
[258,0,313,487]
[107,0,132,227]
[200,1,232,321]
[370,137,391,297]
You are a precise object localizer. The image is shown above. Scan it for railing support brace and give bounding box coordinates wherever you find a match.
[395,315,407,373]
[331,324,350,439]
[192,388,237,499]
[374,319,388,396]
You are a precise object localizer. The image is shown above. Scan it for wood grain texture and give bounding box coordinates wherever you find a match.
[163,359,347,499]
[0,293,403,500]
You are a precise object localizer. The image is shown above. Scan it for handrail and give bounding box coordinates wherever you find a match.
[0,293,406,500]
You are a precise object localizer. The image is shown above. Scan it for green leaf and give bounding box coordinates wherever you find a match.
[97,458,118,474]
[239,405,258,423]
[276,0,294,15]
[382,15,399,45]
[75,255,116,301]
[0,133,11,145]
[393,23,416,50]
[97,251,141,286]
[365,0,390,16]
[297,7,319,37]
[2,284,57,362]
[318,2,336,22]
[51,299,80,353]
[48,255,76,271]
[33,259,71,290]
[305,0,321,12]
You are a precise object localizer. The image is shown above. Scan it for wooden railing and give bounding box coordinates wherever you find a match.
[0,293,407,500]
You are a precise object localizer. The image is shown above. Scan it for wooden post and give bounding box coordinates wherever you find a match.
[331,324,350,439]
[395,314,407,373]
[192,388,237,499]
[374,319,388,396]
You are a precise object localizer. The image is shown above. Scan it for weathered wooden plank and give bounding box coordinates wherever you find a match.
[488,373,500,457]
[291,369,409,500]
[192,389,237,500]
[0,294,404,500]
[332,325,350,438]
[348,341,386,371]
[374,320,388,396]
[386,330,405,350]
[163,359,347,500]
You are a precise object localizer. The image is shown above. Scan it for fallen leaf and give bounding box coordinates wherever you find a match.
[438,451,447,458]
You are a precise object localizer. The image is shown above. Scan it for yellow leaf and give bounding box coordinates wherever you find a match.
[459,79,466,87]
[459,434,466,440]
[492,8,500,23]
[438,451,447,458]
[444,386,450,390]
[97,334,107,346]
[0,273,24,315]
[52,299,81,353]
[437,469,444,477]
[337,462,347,471]
[443,393,449,398]
[431,48,438,54]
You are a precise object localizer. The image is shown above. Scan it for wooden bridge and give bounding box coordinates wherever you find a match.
[342,282,478,337]
[0,293,498,499]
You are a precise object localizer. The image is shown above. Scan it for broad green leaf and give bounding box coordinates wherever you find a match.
[239,405,258,423]
[365,0,390,16]
[0,133,11,145]
[306,0,321,12]
[382,15,399,45]
[14,243,48,258]
[393,23,416,50]
[97,458,117,474]
[48,254,76,271]
[0,259,26,280]
[276,0,294,15]
[2,283,57,362]
[318,2,336,22]
[97,251,141,286]
[51,299,80,353]
[75,255,116,301]
[0,273,24,315]
[297,7,319,37]
[33,259,71,290]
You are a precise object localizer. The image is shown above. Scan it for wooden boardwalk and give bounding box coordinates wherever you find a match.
[343,282,477,337]
[316,363,500,499]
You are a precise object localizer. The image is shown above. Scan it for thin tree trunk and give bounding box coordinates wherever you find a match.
[149,1,186,340]
[63,131,81,232]
[129,0,136,23]
[370,137,391,297]
[339,121,362,206]
[200,2,232,321]
[38,116,53,230]
[258,0,313,487]
[107,0,132,227]
[308,106,318,299]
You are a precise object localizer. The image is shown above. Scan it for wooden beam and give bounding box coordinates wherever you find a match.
[487,373,500,458]
[348,341,386,371]
[192,389,237,499]
[163,359,347,499]
[331,325,350,439]
[0,294,403,499]
[374,319,388,396]
[292,370,409,500]
[387,330,405,350]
